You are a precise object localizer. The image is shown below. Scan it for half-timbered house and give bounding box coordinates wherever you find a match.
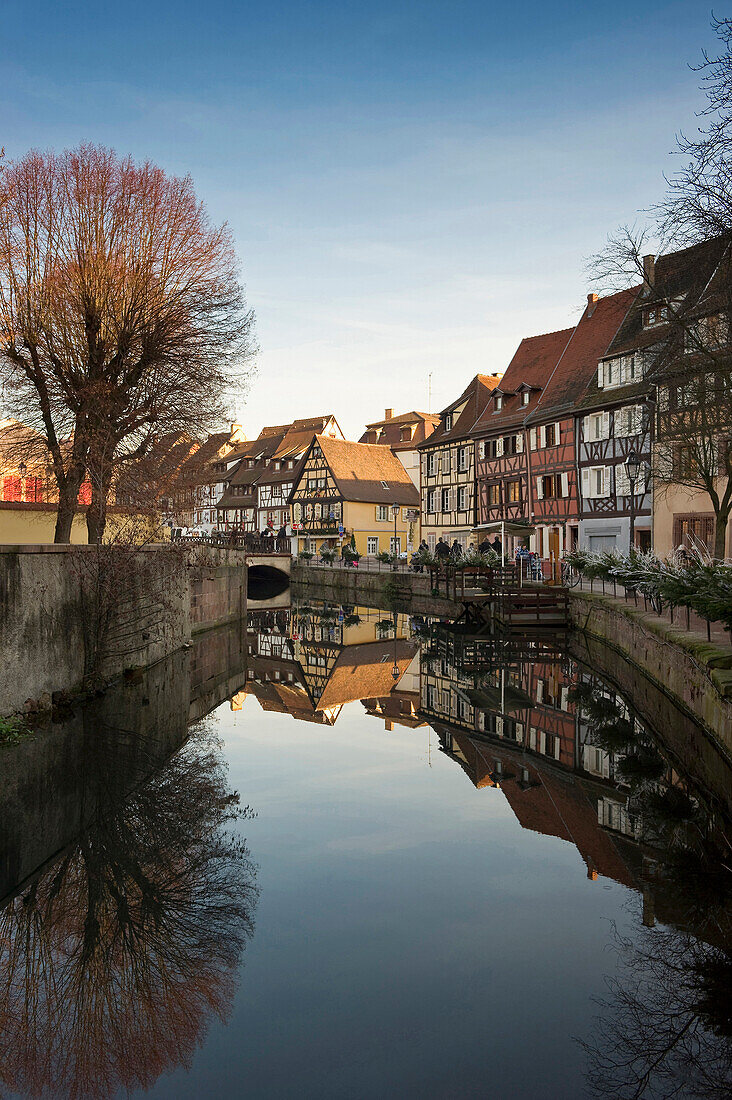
[525,290,635,561]
[417,374,501,552]
[217,415,342,534]
[571,250,725,554]
[472,330,572,551]
[289,434,420,556]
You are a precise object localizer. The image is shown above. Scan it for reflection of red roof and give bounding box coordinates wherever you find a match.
[316,640,417,709]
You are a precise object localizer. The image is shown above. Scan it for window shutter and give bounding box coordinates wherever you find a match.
[560,472,569,497]
[602,411,610,439]
[581,416,589,441]
[496,437,504,457]
[601,467,610,497]
[554,422,562,444]
[536,477,544,500]
[581,467,590,499]
[539,426,546,448]
[516,433,524,453]
[598,363,605,388]
[529,428,537,450]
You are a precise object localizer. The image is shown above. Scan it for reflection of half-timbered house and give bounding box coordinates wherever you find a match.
[290,435,420,556]
[473,331,572,547]
[525,290,635,561]
[417,374,501,552]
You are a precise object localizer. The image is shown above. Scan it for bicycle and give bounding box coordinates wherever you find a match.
[561,561,582,588]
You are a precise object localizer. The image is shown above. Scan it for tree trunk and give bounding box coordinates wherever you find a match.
[714,509,729,559]
[54,469,86,543]
[86,447,114,544]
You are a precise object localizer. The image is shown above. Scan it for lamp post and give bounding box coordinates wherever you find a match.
[18,461,27,503]
[625,447,641,554]
[392,503,400,571]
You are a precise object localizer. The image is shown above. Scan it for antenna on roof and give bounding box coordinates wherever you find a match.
[428,372,433,413]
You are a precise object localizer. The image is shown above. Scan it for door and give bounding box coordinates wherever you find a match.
[548,527,560,584]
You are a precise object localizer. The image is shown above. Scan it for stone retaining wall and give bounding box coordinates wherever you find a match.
[0,544,249,716]
[292,561,460,617]
[568,589,732,757]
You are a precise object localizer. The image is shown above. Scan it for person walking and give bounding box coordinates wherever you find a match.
[435,537,450,561]
[450,539,462,561]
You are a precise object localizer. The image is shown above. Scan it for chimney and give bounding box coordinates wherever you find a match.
[586,292,598,317]
[643,254,655,289]
[384,408,393,421]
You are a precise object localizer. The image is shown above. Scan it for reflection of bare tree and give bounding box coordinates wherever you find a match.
[581,912,732,1100]
[0,722,258,1100]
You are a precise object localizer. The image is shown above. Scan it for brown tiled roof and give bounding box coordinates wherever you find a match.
[176,431,232,487]
[526,289,636,422]
[312,435,420,505]
[360,411,440,452]
[473,329,573,436]
[315,640,418,709]
[417,374,502,448]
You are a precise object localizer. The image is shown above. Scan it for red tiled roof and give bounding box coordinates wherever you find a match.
[473,329,573,435]
[527,289,636,422]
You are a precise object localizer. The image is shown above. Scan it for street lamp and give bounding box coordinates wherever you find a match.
[391,503,400,570]
[625,447,641,553]
[391,609,400,681]
[18,461,26,503]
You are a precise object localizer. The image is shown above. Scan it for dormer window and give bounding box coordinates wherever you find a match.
[444,413,453,431]
[380,481,389,489]
[521,391,529,406]
[495,395,503,411]
[644,304,670,327]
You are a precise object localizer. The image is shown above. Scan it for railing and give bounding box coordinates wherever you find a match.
[174,533,291,554]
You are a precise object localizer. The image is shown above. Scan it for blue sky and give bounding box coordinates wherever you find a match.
[0,1,718,437]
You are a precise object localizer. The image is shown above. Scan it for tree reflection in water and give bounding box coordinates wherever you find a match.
[0,721,258,1100]
[576,680,732,1099]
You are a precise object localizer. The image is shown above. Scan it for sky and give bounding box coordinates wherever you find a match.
[0,1,720,438]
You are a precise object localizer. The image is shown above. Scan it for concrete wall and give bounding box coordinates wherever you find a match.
[568,589,732,758]
[0,544,251,716]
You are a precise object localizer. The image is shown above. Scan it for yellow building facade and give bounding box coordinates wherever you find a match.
[290,435,420,557]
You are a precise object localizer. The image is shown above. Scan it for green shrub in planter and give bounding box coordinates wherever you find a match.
[298,550,314,561]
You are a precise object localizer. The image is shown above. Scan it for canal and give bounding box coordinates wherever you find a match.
[0,601,730,1099]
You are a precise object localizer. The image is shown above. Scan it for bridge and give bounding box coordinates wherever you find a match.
[176,533,292,600]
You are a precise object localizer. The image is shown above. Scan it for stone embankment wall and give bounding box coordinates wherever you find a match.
[0,544,248,716]
[292,562,461,617]
[569,590,732,758]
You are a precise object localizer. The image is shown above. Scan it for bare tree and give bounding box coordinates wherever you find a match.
[0,145,255,543]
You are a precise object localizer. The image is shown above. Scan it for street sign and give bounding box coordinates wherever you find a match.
[338,524,344,536]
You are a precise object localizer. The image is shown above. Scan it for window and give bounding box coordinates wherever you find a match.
[487,483,500,506]
[673,444,696,479]
[427,453,437,476]
[380,481,389,489]
[545,424,556,447]
[521,391,530,406]
[376,504,390,521]
[685,313,730,352]
[495,394,503,411]
[504,434,519,455]
[367,536,378,555]
[583,412,609,442]
[644,304,670,327]
[506,480,521,503]
[457,486,467,510]
[581,466,610,499]
[441,452,452,474]
[673,512,716,554]
[444,413,453,431]
[614,405,643,437]
[441,488,450,512]
[426,488,436,513]
[390,536,401,555]
[306,476,327,491]
[457,447,468,472]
